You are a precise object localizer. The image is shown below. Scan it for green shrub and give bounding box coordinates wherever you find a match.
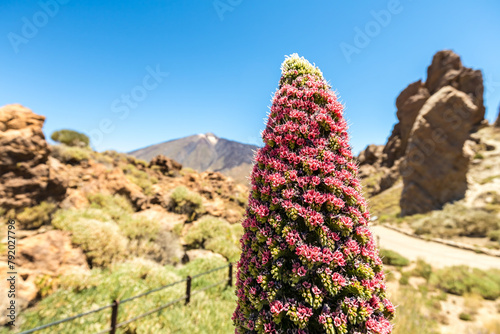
[122,164,157,196]
[101,150,130,165]
[86,193,134,221]
[235,192,249,207]
[141,230,183,265]
[184,216,242,262]
[430,266,500,300]
[180,167,196,176]
[17,201,57,229]
[380,248,410,267]
[118,217,183,264]
[51,129,89,147]
[52,212,127,268]
[51,207,111,226]
[458,312,473,321]
[385,270,396,282]
[50,145,92,164]
[412,258,433,281]
[117,215,160,240]
[412,203,500,238]
[132,158,148,167]
[473,152,484,160]
[87,151,114,166]
[21,259,183,333]
[399,271,410,285]
[169,186,204,221]
[488,230,500,242]
[35,274,58,298]
[53,196,181,265]
[172,222,184,237]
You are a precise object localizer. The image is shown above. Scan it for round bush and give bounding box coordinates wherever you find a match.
[51,129,90,147]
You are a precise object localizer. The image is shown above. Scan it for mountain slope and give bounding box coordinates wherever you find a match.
[129,133,259,184]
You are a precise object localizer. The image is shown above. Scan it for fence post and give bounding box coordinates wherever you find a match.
[185,276,192,305]
[228,263,233,287]
[110,299,120,334]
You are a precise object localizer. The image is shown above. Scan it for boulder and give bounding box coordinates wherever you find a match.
[17,230,89,275]
[400,86,481,215]
[0,104,66,210]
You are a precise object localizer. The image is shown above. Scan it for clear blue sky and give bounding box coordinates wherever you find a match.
[1,0,500,154]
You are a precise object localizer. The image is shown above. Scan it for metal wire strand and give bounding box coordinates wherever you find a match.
[18,303,114,334]
[120,278,188,304]
[115,296,188,329]
[190,264,230,279]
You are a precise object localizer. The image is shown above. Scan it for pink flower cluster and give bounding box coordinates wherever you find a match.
[233,55,394,333]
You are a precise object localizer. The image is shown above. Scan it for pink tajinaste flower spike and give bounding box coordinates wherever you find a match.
[233,54,394,333]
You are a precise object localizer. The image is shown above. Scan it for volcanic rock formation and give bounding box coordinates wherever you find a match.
[358,50,486,215]
[0,104,67,211]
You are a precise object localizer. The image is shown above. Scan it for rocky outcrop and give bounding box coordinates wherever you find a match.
[0,104,67,211]
[358,144,384,166]
[425,51,485,111]
[150,154,182,175]
[357,51,486,213]
[185,171,247,223]
[383,80,431,167]
[17,230,89,275]
[397,51,485,215]
[99,168,149,209]
[383,51,484,169]
[0,230,89,325]
[400,87,481,215]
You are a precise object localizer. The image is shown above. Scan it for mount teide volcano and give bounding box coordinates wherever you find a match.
[129,133,259,184]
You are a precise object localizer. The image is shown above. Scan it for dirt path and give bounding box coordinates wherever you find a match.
[370,225,500,270]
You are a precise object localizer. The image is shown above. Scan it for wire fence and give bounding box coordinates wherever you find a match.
[18,263,233,334]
